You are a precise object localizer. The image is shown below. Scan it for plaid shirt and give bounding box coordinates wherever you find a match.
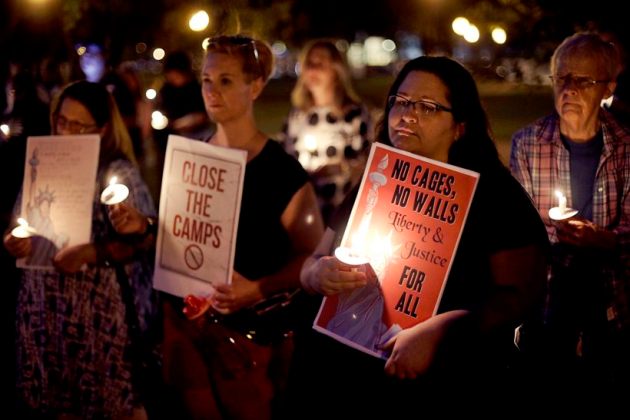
[510,110,630,331]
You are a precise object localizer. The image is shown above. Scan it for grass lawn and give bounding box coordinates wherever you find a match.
[255,76,554,165]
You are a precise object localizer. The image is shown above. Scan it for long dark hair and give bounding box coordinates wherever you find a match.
[375,56,501,173]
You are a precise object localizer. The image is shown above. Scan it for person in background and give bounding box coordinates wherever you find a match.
[78,42,138,139]
[0,65,50,418]
[156,50,211,141]
[598,28,630,127]
[288,55,549,417]
[152,50,212,204]
[510,32,630,409]
[3,80,157,419]
[77,41,146,201]
[1,69,51,225]
[118,62,153,161]
[282,39,371,223]
[1,69,50,142]
[160,35,323,420]
[118,61,160,201]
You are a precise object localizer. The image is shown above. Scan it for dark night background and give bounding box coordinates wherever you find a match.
[1,0,627,69]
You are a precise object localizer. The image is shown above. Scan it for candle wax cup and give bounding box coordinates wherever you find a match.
[549,206,579,221]
[100,184,129,205]
[334,247,370,266]
[11,225,36,238]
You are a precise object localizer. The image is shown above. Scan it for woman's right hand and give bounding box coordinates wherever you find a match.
[301,255,367,296]
[3,233,32,259]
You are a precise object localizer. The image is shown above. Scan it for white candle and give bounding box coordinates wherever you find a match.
[549,189,577,220]
[334,246,370,266]
[11,218,36,238]
[100,176,129,205]
[555,190,567,214]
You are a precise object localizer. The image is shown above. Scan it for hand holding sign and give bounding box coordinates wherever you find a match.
[153,135,246,298]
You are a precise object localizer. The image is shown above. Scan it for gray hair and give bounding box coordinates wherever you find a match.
[551,32,620,80]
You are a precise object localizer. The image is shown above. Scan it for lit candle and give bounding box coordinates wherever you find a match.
[555,190,567,214]
[100,176,129,205]
[549,189,578,220]
[11,218,36,238]
[334,246,370,267]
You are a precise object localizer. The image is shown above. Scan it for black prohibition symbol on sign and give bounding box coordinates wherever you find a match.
[184,244,204,270]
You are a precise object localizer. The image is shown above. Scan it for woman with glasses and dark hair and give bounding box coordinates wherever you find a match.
[281,39,372,224]
[159,35,324,419]
[3,80,157,418]
[511,32,630,407]
[288,55,549,416]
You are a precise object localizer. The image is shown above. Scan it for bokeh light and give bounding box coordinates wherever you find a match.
[189,11,210,32]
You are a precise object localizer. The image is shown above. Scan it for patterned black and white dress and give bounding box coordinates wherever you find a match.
[282,104,371,222]
[14,158,157,418]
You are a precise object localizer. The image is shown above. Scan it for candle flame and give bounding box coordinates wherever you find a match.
[555,190,563,200]
[373,230,395,258]
[17,218,28,227]
[109,176,118,186]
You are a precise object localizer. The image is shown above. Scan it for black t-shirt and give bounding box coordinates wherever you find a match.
[234,139,309,280]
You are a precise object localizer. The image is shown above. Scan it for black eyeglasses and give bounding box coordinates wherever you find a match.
[54,114,98,134]
[388,94,452,117]
[548,75,610,90]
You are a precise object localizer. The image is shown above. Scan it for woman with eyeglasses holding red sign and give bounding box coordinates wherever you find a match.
[288,56,549,417]
[158,35,324,419]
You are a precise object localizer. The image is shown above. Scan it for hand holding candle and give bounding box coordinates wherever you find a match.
[549,190,578,221]
[100,176,129,205]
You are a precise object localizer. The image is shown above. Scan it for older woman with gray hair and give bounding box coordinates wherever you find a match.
[511,32,630,408]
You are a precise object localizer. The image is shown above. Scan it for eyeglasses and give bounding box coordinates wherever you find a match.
[54,114,98,134]
[205,35,262,78]
[388,94,452,117]
[548,75,610,90]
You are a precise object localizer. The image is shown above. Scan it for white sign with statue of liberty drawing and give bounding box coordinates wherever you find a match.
[17,135,100,268]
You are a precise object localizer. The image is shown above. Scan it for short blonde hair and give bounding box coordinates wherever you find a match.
[204,35,274,84]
